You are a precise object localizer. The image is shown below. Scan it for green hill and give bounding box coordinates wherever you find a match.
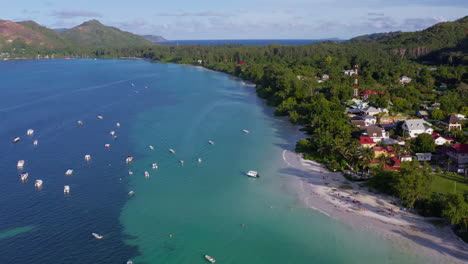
[62,20,153,47]
[142,35,167,42]
[18,20,69,48]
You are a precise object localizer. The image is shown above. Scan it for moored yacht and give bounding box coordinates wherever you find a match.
[198,158,202,163]
[126,156,134,164]
[110,130,116,136]
[204,255,216,263]
[20,172,29,182]
[152,163,158,169]
[127,260,134,264]
[242,129,250,133]
[33,139,38,146]
[144,171,150,178]
[208,140,215,145]
[149,145,154,150]
[105,143,111,148]
[17,160,25,169]
[179,160,184,165]
[27,129,34,136]
[13,137,20,143]
[85,154,91,161]
[128,170,133,175]
[65,169,73,176]
[92,233,103,239]
[128,190,135,196]
[116,122,121,127]
[169,149,176,154]
[97,115,103,120]
[35,179,43,188]
[77,120,83,125]
[64,185,70,194]
[246,170,259,178]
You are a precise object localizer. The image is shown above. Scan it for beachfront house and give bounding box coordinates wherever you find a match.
[365,126,389,143]
[402,119,433,138]
[399,75,412,84]
[415,153,432,162]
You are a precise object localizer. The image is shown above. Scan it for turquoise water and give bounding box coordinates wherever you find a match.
[0,59,430,263]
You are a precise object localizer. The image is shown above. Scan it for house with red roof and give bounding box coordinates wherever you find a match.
[384,158,401,170]
[360,90,383,100]
[360,136,376,148]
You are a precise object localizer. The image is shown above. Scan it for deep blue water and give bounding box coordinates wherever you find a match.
[158,39,343,46]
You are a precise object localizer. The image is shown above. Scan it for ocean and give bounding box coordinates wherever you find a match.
[0,59,429,264]
[157,39,343,46]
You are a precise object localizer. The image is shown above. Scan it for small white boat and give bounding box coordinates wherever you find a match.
[128,170,133,175]
[65,169,73,176]
[116,122,121,127]
[110,131,116,136]
[246,170,259,178]
[144,171,150,178]
[64,185,70,194]
[205,255,216,263]
[152,163,158,169]
[35,179,43,188]
[85,154,91,161]
[128,190,135,196]
[169,149,176,154]
[208,141,215,145]
[13,137,20,143]
[27,129,34,136]
[97,115,103,120]
[105,144,111,148]
[198,158,202,163]
[149,145,154,150]
[77,120,83,125]
[92,233,103,239]
[180,160,184,165]
[20,172,29,182]
[242,129,250,133]
[33,140,38,146]
[127,260,134,264]
[126,156,134,164]
[17,160,25,169]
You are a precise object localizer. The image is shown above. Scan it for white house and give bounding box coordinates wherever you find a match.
[361,115,377,126]
[402,119,433,138]
[399,76,412,84]
[361,106,382,116]
[433,135,453,146]
[415,153,432,161]
[365,126,389,143]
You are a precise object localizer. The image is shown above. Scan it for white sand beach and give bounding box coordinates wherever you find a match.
[282,149,468,263]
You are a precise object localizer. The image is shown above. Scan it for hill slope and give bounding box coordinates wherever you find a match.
[142,34,167,42]
[62,20,153,47]
[0,19,68,48]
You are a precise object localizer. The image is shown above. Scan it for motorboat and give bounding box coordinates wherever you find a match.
[127,260,134,264]
[110,131,116,136]
[179,160,184,165]
[105,144,111,148]
[33,140,38,146]
[204,255,216,263]
[144,171,150,178]
[92,233,103,239]
[242,129,250,133]
[85,154,91,161]
[128,170,133,175]
[169,149,176,154]
[17,160,25,169]
[35,179,43,188]
[13,137,20,143]
[116,122,121,127]
[20,172,29,182]
[128,190,135,196]
[149,145,154,150]
[208,141,215,145]
[97,115,103,120]
[64,185,70,194]
[27,129,34,136]
[77,120,83,125]
[198,158,202,163]
[152,163,158,169]
[246,170,259,178]
[126,156,134,164]
[65,169,73,176]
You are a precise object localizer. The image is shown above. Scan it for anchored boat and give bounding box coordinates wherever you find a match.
[27,129,34,136]
[97,115,103,120]
[208,140,215,145]
[20,172,29,182]
[35,179,43,188]
[169,149,176,154]
[85,154,91,161]
[92,233,103,239]
[64,185,70,194]
[144,171,150,178]
[65,169,73,176]
[33,140,38,146]
[204,255,216,263]
[152,163,158,169]
[13,137,20,143]
[246,170,260,178]
[17,160,25,169]
[126,156,134,164]
[242,129,250,133]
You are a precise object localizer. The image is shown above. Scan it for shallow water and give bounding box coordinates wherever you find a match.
[0,59,430,263]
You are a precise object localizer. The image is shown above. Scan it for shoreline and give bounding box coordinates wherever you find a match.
[281,145,468,263]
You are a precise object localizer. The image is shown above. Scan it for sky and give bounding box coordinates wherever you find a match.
[1,0,467,40]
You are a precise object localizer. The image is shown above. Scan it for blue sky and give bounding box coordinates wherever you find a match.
[2,0,467,40]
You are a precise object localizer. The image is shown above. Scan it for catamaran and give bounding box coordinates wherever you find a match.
[152,163,158,169]
[20,172,29,182]
[35,179,43,188]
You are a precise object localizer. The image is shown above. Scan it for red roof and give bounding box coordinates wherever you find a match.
[360,136,375,144]
[236,61,245,65]
[360,90,384,96]
[452,144,468,153]
[372,146,394,152]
